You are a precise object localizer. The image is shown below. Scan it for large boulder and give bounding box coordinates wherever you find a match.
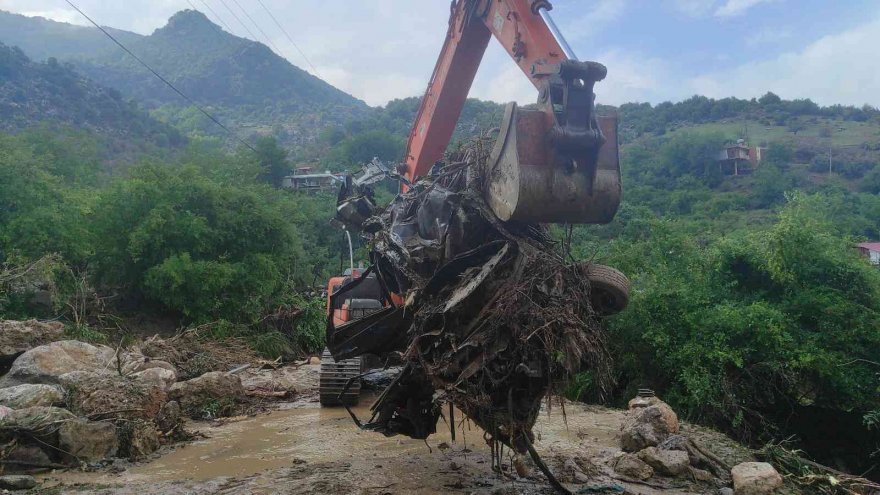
[57,418,118,462]
[620,402,679,452]
[0,340,117,387]
[731,462,783,495]
[60,371,167,421]
[0,384,64,409]
[637,446,690,477]
[169,371,244,418]
[0,320,64,359]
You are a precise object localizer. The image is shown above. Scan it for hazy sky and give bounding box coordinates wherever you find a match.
[2,0,878,108]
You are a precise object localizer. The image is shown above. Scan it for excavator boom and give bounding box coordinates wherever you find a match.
[402,0,621,224]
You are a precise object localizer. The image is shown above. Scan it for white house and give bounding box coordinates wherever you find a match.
[857,242,880,265]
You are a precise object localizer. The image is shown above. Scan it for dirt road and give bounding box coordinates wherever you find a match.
[39,366,749,494]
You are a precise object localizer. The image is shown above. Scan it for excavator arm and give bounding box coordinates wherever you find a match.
[402,0,621,224]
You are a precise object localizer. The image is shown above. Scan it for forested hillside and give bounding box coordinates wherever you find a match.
[0,10,369,148]
[0,9,138,61]
[0,42,184,159]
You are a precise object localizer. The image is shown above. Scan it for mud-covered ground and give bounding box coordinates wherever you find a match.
[37,365,753,495]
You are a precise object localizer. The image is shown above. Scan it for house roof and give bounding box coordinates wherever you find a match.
[857,242,880,252]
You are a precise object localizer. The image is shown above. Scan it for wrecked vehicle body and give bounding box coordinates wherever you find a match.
[327,148,617,457]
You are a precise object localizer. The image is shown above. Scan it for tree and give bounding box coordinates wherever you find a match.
[861,167,880,194]
[759,91,782,105]
[254,136,290,187]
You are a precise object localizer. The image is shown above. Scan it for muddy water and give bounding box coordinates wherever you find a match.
[43,397,629,494]
[42,395,725,494]
[131,396,463,481]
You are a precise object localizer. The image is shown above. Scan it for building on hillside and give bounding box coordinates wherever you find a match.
[717,139,767,176]
[857,242,880,266]
[282,166,345,192]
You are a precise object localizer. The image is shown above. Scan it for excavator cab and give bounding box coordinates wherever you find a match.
[319,269,385,406]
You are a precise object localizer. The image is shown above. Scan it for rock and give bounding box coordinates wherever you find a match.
[0,405,13,419]
[0,406,76,436]
[512,454,531,478]
[0,320,64,358]
[308,356,321,365]
[628,395,661,410]
[58,418,118,462]
[719,488,735,495]
[169,371,244,417]
[0,383,64,408]
[0,475,38,490]
[620,402,679,452]
[637,447,691,477]
[361,367,402,390]
[155,400,181,433]
[0,340,117,387]
[731,462,783,495]
[613,453,654,480]
[239,370,296,394]
[120,421,160,460]
[122,357,177,377]
[132,367,177,390]
[2,444,52,470]
[690,466,715,481]
[60,371,167,421]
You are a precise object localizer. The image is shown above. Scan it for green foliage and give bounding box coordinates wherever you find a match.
[600,193,880,437]
[90,163,309,322]
[862,167,880,194]
[254,136,290,187]
[289,294,326,354]
[322,130,405,170]
[64,323,109,344]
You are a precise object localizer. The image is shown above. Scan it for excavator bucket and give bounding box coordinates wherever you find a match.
[483,102,621,224]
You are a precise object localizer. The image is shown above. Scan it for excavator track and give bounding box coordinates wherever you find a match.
[318,348,362,406]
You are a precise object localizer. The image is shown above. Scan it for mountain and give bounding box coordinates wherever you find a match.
[0,42,184,150]
[0,10,369,148]
[0,9,140,61]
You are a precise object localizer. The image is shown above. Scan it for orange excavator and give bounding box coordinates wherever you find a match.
[320,0,628,406]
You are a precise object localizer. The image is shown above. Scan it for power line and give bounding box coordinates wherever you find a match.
[196,0,235,34]
[64,0,256,152]
[216,0,259,42]
[255,0,321,77]
[229,0,282,55]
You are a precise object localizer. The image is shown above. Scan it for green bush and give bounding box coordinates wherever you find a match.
[603,193,880,437]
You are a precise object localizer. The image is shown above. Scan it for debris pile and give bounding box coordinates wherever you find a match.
[331,138,612,456]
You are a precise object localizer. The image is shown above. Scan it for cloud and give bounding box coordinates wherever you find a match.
[16,9,88,26]
[689,15,880,106]
[671,0,717,17]
[560,0,628,41]
[714,0,775,17]
[745,26,793,47]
